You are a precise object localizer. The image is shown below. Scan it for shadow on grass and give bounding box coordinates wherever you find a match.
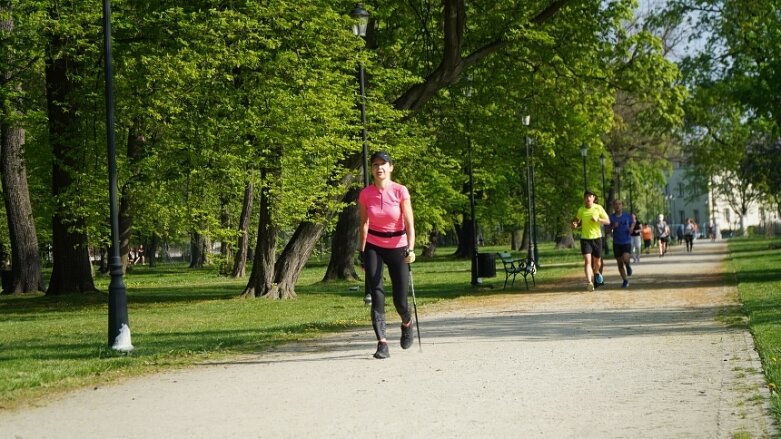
[0,319,370,362]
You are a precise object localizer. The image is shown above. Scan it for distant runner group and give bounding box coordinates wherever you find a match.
[571,190,691,291]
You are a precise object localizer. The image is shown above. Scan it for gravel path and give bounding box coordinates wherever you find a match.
[0,240,776,438]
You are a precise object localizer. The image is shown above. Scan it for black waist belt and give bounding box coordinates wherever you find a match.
[368,229,406,238]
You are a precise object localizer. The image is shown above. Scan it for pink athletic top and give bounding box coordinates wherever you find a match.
[359,182,410,249]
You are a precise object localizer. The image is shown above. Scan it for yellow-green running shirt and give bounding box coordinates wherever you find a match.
[576,204,609,239]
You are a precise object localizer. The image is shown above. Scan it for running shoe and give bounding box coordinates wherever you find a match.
[400,321,414,350]
[626,264,633,277]
[595,272,604,285]
[587,282,594,292]
[622,279,629,288]
[373,341,389,359]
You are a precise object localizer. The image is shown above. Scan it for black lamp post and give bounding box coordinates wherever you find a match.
[464,84,479,286]
[102,0,132,352]
[615,163,622,199]
[531,144,539,266]
[523,114,535,266]
[350,4,371,305]
[580,144,588,192]
[350,4,370,188]
[600,153,608,254]
[468,131,479,286]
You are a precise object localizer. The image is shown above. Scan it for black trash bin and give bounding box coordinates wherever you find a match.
[476,253,496,278]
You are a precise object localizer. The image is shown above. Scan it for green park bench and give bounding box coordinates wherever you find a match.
[496,252,536,290]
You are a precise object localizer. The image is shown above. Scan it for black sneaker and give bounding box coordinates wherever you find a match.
[400,321,414,349]
[373,341,389,359]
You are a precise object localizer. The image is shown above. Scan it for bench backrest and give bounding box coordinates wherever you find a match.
[497,252,515,266]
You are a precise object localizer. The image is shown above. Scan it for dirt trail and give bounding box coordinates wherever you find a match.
[0,240,776,438]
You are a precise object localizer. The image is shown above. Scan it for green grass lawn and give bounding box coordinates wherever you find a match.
[0,244,583,408]
[726,236,781,421]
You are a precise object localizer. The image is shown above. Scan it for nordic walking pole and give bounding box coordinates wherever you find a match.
[408,263,422,351]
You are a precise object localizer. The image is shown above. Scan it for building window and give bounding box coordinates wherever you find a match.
[693,209,700,224]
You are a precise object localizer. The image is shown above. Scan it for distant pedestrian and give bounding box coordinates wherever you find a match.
[684,218,697,252]
[630,213,642,263]
[655,214,670,257]
[133,245,145,265]
[641,223,653,254]
[609,200,635,288]
[358,151,416,359]
[572,190,610,291]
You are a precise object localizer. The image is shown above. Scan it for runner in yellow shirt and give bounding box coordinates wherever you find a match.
[572,190,610,291]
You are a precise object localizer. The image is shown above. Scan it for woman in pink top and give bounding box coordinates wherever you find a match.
[358,151,416,359]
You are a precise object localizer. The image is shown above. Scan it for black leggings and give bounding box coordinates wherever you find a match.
[364,243,411,341]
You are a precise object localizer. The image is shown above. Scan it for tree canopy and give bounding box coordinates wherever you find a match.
[0,0,697,295]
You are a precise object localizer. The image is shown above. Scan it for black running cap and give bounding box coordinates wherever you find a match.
[584,189,597,197]
[370,151,392,164]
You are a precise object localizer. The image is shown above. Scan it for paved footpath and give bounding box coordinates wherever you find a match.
[1,241,776,438]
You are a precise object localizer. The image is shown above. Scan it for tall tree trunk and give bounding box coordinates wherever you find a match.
[271,222,324,298]
[118,193,132,271]
[45,35,96,295]
[511,226,523,251]
[118,119,146,272]
[1,122,43,294]
[243,153,360,299]
[189,231,206,268]
[323,186,360,281]
[232,181,253,278]
[219,194,232,274]
[0,9,44,294]
[147,233,160,267]
[422,229,439,257]
[241,176,278,298]
[98,247,109,274]
[454,215,476,259]
[266,155,360,297]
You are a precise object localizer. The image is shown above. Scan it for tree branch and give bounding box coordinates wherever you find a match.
[393,0,573,111]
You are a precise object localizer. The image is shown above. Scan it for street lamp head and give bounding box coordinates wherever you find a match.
[521,114,530,126]
[600,153,605,166]
[580,143,587,157]
[350,4,370,37]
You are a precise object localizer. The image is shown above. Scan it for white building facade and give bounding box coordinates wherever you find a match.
[666,162,780,238]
